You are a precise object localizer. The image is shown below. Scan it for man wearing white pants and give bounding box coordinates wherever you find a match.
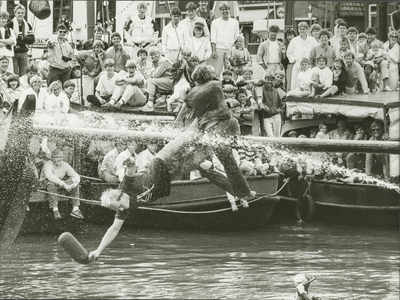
[209,2,239,78]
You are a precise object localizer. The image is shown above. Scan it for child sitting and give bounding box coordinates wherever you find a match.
[136,142,158,173]
[20,63,39,90]
[44,80,69,113]
[231,88,256,136]
[366,40,392,91]
[62,80,79,103]
[2,75,23,114]
[334,37,351,60]
[221,69,236,87]
[357,61,377,93]
[287,58,313,97]
[223,84,238,108]
[136,49,152,80]
[309,128,318,138]
[315,121,330,139]
[358,32,367,44]
[226,35,252,70]
[309,54,333,98]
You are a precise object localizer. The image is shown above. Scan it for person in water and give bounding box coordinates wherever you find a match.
[293,274,320,300]
[88,66,256,261]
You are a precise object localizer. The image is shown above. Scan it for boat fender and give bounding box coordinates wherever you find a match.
[296,194,316,222]
[58,232,90,264]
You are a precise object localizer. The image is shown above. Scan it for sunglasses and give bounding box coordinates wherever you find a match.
[371,128,382,131]
[59,31,67,33]
[390,35,398,38]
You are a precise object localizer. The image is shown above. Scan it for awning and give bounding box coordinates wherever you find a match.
[238,9,274,23]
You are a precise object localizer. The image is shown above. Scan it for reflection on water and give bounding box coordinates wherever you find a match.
[0,221,398,299]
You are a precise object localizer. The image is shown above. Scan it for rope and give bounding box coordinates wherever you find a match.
[80,175,104,181]
[37,179,289,214]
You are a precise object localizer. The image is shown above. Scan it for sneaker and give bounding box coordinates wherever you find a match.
[153,101,167,109]
[173,103,182,113]
[71,209,84,219]
[229,200,238,211]
[53,210,62,220]
[240,198,249,208]
[102,101,115,107]
[114,101,123,108]
[139,103,154,112]
[242,191,256,201]
[383,86,393,92]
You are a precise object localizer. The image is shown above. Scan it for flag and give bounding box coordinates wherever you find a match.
[308,2,312,18]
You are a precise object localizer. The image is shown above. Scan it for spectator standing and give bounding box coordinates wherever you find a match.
[196,1,216,33]
[256,25,285,74]
[162,7,190,61]
[7,4,35,76]
[126,2,157,60]
[82,25,108,50]
[209,1,240,78]
[286,22,318,91]
[330,21,349,51]
[181,2,210,39]
[282,28,297,91]
[105,32,130,73]
[309,29,336,68]
[46,24,74,85]
[365,121,390,178]
[383,31,399,90]
[184,22,212,66]
[0,11,17,73]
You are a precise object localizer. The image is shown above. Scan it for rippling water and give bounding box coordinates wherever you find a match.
[1,220,398,299]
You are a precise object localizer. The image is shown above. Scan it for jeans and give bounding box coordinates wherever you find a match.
[13,52,29,76]
[48,66,71,86]
[41,178,79,209]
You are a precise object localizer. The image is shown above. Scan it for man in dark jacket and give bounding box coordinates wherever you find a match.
[7,4,35,76]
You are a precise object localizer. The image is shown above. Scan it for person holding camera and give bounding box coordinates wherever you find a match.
[7,4,35,77]
[47,24,74,85]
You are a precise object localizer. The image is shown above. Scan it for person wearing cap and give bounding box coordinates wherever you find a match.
[286,22,319,91]
[196,1,216,32]
[181,2,210,39]
[226,35,252,70]
[184,22,212,66]
[258,72,284,137]
[329,21,349,51]
[293,273,317,300]
[126,2,157,60]
[209,1,240,77]
[162,7,191,61]
[343,51,370,94]
[309,29,336,68]
[256,25,285,74]
[365,121,390,178]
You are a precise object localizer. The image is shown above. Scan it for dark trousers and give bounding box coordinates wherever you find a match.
[13,52,29,77]
[48,66,71,85]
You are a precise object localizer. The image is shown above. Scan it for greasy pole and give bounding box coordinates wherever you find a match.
[33,124,400,155]
[0,102,38,253]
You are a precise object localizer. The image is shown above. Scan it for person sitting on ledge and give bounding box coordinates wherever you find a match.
[99,140,127,183]
[39,149,83,220]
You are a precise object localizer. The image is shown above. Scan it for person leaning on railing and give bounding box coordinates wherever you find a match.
[365,121,390,178]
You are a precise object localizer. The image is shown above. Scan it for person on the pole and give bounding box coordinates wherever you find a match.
[209,1,239,78]
[126,1,158,61]
[140,47,173,111]
[196,1,216,33]
[161,7,190,61]
[181,2,210,39]
[7,4,35,77]
[88,66,256,261]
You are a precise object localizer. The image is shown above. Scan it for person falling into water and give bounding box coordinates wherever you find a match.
[88,66,256,261]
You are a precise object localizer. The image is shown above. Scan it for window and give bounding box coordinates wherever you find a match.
[368,4,377,29]
[53,1,73,33]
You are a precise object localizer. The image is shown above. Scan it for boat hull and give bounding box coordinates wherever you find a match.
[81,175,280,230]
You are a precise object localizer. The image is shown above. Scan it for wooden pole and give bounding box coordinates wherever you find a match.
[324,1,328,29]
[34,125,400,155]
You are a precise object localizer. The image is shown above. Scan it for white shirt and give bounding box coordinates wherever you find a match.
[181,16,210,38]
[18,87,48,112]
[267,40,280,64]
[44,93,69,113]
[96,72,121,96]
[210,17,239,50]
[184,36,212,62]
[383,42,400,65]
[162,21,191,53]
[297,68,314,90]
[136,149,155,173]
[114,149,137,182]
[287,35,319,66]
[0,26,16,57]
[311,66,333,89]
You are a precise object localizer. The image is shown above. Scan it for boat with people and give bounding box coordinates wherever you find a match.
[273,92,400,228]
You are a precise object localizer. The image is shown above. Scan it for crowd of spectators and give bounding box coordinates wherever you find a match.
[1,2,398,181]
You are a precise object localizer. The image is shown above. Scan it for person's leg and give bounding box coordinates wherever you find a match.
[152,78,174,106]
[290,63,300,91]
[47,66,61,86]
[19,52,29,77]
[60,68,71,85]
[320,86,338,98]
[110,84,125,103]
[263,118,274,137]
[12,56,19,77]
[272,113,282,137]
[286,63,294,92]
[123,85,147,106]
[309,72,320,97]
[102,170,120,183]
[82,75,95,106]
[46,182,59,210]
